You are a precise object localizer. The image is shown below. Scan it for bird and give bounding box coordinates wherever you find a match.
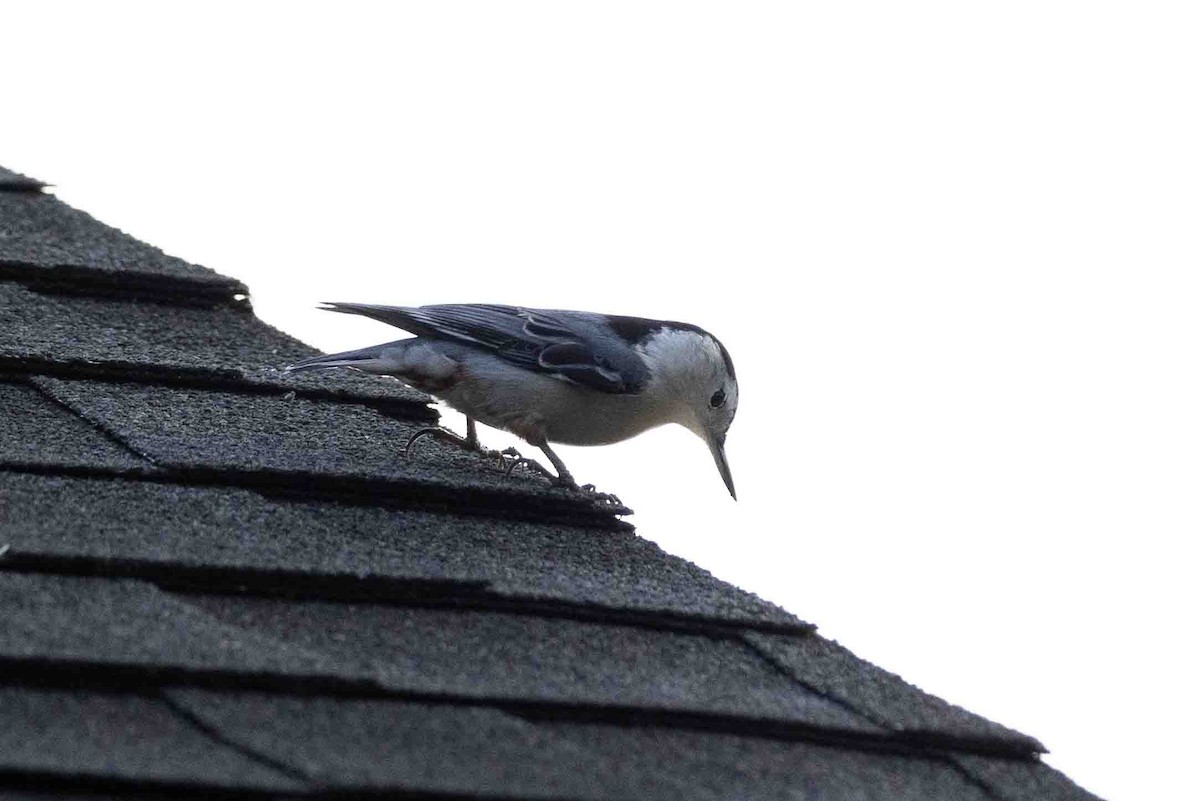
[285,303,738,499]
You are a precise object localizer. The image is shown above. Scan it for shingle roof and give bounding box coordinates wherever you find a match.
[0,167,1101,800]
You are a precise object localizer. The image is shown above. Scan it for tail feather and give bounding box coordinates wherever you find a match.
[285,340,407,373]
[318,302,436,337]
[285,336,459,392]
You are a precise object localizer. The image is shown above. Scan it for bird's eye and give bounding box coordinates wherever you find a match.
[709,388,726,408]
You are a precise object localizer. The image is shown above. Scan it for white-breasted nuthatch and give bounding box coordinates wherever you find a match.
[286,303,738,498]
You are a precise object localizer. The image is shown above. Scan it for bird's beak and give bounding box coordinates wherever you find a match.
[707,433,737,500]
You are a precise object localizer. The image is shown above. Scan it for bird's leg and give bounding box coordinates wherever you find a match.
[504,437,577,488]
[538,441,576,488]
[498,435,574,487]
[464,418,516,469]
[497,438,618,500]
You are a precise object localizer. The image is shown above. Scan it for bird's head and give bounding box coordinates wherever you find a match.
[638,324,739,499]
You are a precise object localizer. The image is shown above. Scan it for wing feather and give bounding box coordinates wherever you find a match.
[320,302,649,393]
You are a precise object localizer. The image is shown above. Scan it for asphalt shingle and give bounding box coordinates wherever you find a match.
[0,380,152,474]
[0,191,244,302]
[0,165,44,190]
[0,573,334,679]
[746,631,1041,755]
[0,281,431,406]
[0,685,300,792]
[167,689,633,799]
[952,755,1104,801]
[182,593,865,732]
[0,471,804,630]
[542,720,996,801]
[0,570,852,734]
[169,689,995,801]
[32,375,628,523]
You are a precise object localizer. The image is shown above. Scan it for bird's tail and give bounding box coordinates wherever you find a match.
[285,340,409,374]
[318,302,436,337]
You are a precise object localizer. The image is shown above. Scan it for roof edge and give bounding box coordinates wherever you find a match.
[0,164,47,192]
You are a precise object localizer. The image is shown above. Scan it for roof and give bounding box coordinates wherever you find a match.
[0,166,1101,800]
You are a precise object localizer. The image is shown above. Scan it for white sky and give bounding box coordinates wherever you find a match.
[6,4,1198,798]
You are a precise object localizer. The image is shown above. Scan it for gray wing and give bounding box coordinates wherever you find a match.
[319,302,651,393]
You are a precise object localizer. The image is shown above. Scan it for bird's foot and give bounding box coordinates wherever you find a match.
[406,427,520,472]
[580,484,623,507]
[480,445,514,471]
[407,429,570,484]
[499,447,555,479]
[498,447,577,488]
[413,434,585,493]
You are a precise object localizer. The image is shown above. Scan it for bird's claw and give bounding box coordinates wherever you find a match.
[403,426,467,458]
[405,431,550,481]
[479,448,508,470]
[407,430,597,495]
[502,452,556,481]
[580,483,623,506]
[493,446,581,489]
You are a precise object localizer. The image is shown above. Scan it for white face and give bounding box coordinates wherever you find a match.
[687,337,737,445]
[700,367,738,441]
[639,328,738,439]
[639,327,739,498]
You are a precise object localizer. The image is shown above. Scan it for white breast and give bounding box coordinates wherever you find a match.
[436,353,677,446]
